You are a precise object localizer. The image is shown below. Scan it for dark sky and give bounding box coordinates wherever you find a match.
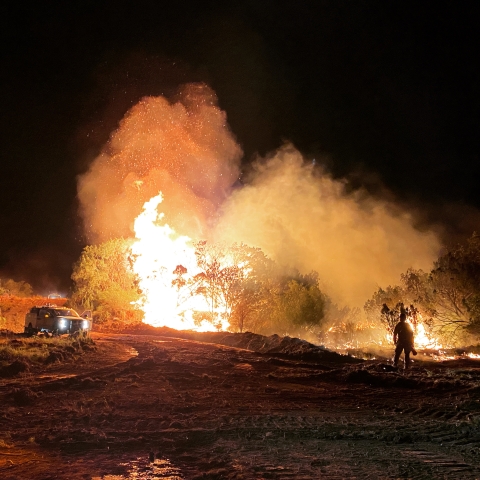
[1,1,479,293]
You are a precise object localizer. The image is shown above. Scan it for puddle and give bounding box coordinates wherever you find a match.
[93,456,183,479]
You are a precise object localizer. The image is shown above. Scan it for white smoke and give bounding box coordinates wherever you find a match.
[214,144,441,305]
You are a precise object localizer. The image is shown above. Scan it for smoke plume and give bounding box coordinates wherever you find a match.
[214,144,441,305]
[78,83,441,307]
[78,83,242,243]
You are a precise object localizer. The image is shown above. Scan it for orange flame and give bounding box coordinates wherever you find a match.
[413,322,442,349]
[130,192,230,332]
[384,321,442,350]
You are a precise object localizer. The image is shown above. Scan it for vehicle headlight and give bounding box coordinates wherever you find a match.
[58,319,67,329]
[83,320,90,329]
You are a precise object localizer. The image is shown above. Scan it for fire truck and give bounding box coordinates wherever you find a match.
[25,305,92,336]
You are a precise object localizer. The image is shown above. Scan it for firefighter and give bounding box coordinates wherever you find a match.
[393,312,416,369]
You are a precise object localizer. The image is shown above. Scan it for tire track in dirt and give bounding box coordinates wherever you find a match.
[2,333,480,479]
[88,338,480,478]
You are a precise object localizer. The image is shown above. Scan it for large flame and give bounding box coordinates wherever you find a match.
[130,192,230,332]
[385,321,442,349]
[413,322,442,349]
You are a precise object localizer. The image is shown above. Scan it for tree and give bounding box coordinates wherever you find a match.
[192,242,274,330]
[226,244,277,332]
[426,234,480,339]
[190,242,328,335]
[364,270,432,338]
[229,276,272,333]
[171,264,194,311]
[192,241,229,327]
[71,238,141,323]
[364,235,480,344]
[252,270,327,337]
[0,278,33,297]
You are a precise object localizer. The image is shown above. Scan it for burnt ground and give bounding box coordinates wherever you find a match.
[1,331,480,479]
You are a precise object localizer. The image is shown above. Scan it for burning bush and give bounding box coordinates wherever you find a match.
[72,232,329,336]
[364,233,480,346]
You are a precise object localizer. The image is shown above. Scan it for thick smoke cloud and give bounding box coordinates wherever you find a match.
[78,83,242,243]
[78,84,441,308]
[214,144,441,306]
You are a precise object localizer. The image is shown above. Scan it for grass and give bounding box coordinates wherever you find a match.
[0,335,94,366]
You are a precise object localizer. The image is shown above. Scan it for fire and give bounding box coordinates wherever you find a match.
[413,322,442,349]
[384,321,442,350]
[130,192,229,332]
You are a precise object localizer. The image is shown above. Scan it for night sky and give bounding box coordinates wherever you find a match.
[1,1,479,293]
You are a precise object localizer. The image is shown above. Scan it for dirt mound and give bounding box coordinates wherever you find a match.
[0,359,29,377]
[260,335,361,364]
[204,332,285,352]
[114,324,359,365]
[311,360,480,392]
[343,367,420,388]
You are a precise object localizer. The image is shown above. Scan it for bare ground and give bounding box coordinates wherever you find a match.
[1,330,480,479]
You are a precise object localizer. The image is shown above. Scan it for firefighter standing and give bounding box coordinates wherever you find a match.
[393,313,416,369]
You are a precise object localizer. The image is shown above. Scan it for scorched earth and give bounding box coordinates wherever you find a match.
[1,328,480,479]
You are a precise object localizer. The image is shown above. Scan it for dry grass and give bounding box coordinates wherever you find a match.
[0,335,94,366]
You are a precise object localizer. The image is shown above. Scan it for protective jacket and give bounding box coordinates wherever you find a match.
[393,321,414,346]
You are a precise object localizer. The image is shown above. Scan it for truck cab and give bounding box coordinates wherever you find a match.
[25,305,92,335]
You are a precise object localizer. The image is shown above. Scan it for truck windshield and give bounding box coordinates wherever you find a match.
[53,309,79,317]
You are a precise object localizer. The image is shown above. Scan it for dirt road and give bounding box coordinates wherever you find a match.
[1,332,480,479]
